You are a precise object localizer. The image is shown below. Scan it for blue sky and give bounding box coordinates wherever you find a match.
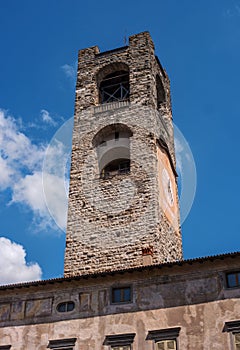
[0,0,240,284]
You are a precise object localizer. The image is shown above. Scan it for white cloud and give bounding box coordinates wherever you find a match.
[40,109,57,126]
[12,170,68,231]
[236,4,240,14]
[61,62,77,81]
[42,172,68,230]
[0,237,42,285]
[12,171,47,216]
[175,136,184,173]
[42,139,70,230]
[174,137,184,153]
[224,3,240,17]
[0,156,14,189]
[0,109,69,232]
[0,110,45,190]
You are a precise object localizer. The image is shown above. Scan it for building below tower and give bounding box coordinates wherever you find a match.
[0,252,240,349]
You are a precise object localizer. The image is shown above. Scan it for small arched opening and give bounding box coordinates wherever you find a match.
[92,123,133,178]
[97,63,130,104]
[156,74,166,109]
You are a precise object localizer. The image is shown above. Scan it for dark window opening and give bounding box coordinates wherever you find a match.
[101,159,130,179]
[112,286,131,303]
[104,333,135,350]
[100,70,129,104]
[47,338,77,349]
[226,271,240,288]
[100,140,106,146]
[49,348,72,350]
[56,301,75,313]
[156,75,165,109]
[156,340,176,350]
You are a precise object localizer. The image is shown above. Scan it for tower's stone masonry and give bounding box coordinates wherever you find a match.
[64,32,182,276]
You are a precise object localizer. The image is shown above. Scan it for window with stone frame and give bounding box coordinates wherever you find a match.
[146,327,180,350]
[97,62,130,105]
[103,333,135,350]
[111,286,132,304]
[56,301,75,313]
[224,321,240,350]
[47,338,77,349]
[49,348,72,350]
[226,271,240,288]
[156,340,176,350]
[0,346,11,350]
[99,70,129,104]
[235,333,240,350]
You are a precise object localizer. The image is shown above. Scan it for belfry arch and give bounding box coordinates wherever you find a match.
[97,62,130,104]
[92,123,133,177]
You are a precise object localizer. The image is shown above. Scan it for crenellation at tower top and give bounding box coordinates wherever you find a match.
[75,32,170,113]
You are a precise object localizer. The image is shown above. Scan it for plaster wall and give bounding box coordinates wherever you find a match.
[0,257,239,349]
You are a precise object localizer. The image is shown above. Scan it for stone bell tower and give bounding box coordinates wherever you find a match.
[64,31,182,277]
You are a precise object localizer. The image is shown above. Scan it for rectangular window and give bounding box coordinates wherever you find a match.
[51,348,72,350]
[146,328,180,350]
[47,338,76,349]
[235,333,240,350]
[112,286,131,303]
[224,320,240,349]
[104,333,135,349]
[226,272,240,288]
[156,340,176,350]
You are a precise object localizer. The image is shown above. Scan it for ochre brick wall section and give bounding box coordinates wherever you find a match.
[64,32,182,276]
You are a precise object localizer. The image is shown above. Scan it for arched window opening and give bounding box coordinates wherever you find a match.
[101,158,130,178]
[56,301,75,313]
[92,123,132,179]
[156,74,166,108]
[100,70,129,104]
